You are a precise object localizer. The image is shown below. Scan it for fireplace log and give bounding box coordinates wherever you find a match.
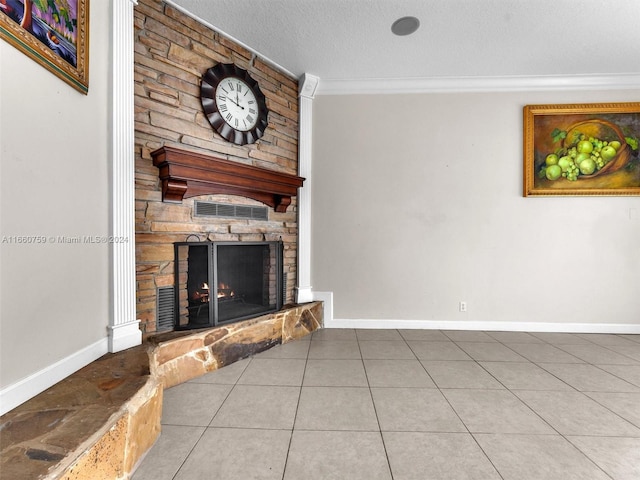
[151,146,304,212]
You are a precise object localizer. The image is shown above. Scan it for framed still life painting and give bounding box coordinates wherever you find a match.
[0,0,89,94]
[523,102,640,196]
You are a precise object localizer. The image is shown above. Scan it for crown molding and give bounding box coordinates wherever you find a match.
[299,73,320,99]
[317,73,640,95]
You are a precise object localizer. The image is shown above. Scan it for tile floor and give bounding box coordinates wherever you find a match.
[132,329,640,480]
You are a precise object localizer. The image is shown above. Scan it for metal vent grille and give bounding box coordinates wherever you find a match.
[195,201,268,220]
[282,272,287,304]
[156,286,175,332]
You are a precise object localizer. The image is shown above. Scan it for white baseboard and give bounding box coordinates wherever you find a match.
[325,318,640,334]
[311,291,333,326]
[295,286,315,304]
[0,338,109,416]
[108,320,142,353]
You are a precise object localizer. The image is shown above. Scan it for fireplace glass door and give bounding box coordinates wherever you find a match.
[174,241,283,329]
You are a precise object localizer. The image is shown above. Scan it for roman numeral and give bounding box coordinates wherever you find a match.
[236,83,242,92]
[246,114,254,124]
[249,108,256,115]
[219,104,228,112]
[226,113,233,122]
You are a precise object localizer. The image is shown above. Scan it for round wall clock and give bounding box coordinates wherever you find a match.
[200,63,269,146]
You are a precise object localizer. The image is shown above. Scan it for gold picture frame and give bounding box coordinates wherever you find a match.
[0,0,89,94]
[523,102,640,196]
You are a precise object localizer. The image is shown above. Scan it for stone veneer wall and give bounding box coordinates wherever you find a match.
[134,0,300,335]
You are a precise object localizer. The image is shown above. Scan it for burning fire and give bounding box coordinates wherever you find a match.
[218,282,235,299]
[191,281,234,301]
[192,282,210,302]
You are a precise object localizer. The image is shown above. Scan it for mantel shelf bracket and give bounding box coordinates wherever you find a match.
[151,146,305,212]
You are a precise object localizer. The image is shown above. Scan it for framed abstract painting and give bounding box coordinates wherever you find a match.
[0,0,89,94]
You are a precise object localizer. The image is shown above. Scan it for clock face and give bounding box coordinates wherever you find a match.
[215,77,259,132]
[200,63,269,146]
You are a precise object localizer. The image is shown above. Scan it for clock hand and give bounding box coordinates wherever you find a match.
[224,96,245,110]
[235,92,245,110]
[225,97,240,108]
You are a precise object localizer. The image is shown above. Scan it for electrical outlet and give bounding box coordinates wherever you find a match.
[459,301,467,312]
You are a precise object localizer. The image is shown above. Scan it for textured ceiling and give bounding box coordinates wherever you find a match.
[169,0,640,91]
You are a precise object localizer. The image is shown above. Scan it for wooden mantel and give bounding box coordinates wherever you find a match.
[151,146,305,212]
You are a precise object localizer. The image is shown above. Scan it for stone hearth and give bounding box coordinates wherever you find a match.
[149,302,322,389]
[0,302,322,480]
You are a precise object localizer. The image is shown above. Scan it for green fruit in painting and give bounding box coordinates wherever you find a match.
[545,154,559,166]
[601,145,617,161]
[575,152,591,164]
[546,165,562,180]
[579,158,596,175]
[609,140,622,151]
[557,156,572,172]
[577,140,593,154]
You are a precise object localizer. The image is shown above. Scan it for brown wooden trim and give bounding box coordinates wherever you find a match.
[151,146,304,212]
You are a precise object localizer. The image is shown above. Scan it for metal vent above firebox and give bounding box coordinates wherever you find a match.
[195,201,268,221]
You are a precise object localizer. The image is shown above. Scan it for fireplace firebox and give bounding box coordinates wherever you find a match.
[174,241,283,329]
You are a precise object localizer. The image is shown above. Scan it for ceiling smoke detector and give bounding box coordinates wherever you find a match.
[391,16,420,36]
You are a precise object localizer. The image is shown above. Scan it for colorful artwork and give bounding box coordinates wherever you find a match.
[524,103,640,196]
[0,0,88,94]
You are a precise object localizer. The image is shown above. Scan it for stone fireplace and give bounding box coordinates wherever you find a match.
[0,4,320,478]
[146,145,304,334]
[134,0,303,336]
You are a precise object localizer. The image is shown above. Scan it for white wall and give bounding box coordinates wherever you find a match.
[311,90,640,330]
[0,1,111,403]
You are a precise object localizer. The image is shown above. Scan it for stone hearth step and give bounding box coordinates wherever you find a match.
[0,302,322,479]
